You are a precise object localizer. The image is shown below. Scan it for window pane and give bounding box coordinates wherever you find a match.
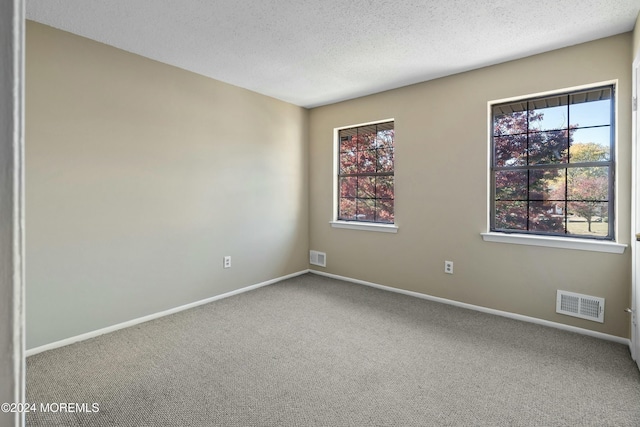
[494,135,526,167]
[567,202,608,237]
[490,85,613,240]
[357,150,377,173]
[356,131,376,151]
[339,152,357,174]
[339,177,357,198]
[495,201,527,230]
[493,110,528,136]
[527,130,568,165]
[338,122,394,224]
[356,199,376,221]
[567,167,608,201]
[529,169,565,201]
[338,121,394,225]
[495,170,527,200]
[338,198,356,220]
[340,136,357,153]
[376,176,394,200]
[569,98,611,128]
[529,201,565,234]
[376,199,394,223]
[376,148,394,172]
[356,176,376,199]
[529,96,569,132]
[570,128,610,161]
[376,130,394,149]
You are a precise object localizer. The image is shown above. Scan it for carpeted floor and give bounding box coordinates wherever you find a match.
[26,273,640,426]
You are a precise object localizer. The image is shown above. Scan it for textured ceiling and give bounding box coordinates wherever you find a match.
[26,1,640,108]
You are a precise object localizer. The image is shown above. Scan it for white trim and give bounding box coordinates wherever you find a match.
[14,1,26,425]
[332,118,395,225]
[486,80,623,250]
[1,2,26,426]
[27,268,630,357]
[309,270,630,346]
[26,270,310,357]
[330,221,398,233]
[631,54,640,370]
[481,232,626,254]
[614,78,621,241]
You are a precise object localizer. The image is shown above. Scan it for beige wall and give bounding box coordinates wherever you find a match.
[634,11,640,60]
[309,33,633,338]
[27,19,636,348]
[26,22,309,349]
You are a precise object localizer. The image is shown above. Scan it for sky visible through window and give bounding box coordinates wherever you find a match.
[492,89,614,239]
[537,98,611,153]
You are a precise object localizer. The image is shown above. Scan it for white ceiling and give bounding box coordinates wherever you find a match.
[26,1,640,108]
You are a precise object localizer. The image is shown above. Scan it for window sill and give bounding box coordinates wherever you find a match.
[481,232,626,254]
[330,221,398,233]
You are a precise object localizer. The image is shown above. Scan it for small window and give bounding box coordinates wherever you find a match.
[490,84,615,240]
[337,120,394,224]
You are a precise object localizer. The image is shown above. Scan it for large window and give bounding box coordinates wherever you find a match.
[337,120,394,224]
[490,84,615,240]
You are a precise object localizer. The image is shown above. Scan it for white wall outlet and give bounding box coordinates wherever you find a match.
[444,260,453,274]
[223,256,231,269]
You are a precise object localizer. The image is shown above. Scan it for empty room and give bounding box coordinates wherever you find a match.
[2,1,640,426]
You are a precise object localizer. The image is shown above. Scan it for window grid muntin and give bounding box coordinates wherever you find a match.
[338,121,394,224]
[490,85,614,240]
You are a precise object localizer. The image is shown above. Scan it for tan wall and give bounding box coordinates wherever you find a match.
[634,11,640,60]
[309,33,633,338]
[26,22,309,349]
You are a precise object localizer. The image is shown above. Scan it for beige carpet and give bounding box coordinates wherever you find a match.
[26,273,640,426]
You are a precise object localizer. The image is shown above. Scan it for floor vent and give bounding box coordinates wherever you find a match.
[556,290,604,323]
[309,250,326,267]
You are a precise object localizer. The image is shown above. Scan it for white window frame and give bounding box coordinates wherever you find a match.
[330,118,398,233]
[482,81,626,254]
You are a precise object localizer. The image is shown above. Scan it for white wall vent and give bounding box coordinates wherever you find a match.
[556,290,604,323]
[309,250,326,267]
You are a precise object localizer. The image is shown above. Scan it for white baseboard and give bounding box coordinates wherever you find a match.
[310,270,631,346]
[26,269,311,357]
[28,268,629,357]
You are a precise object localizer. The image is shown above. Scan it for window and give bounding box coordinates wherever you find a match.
[336,120,394,224]
[490,84,615,240]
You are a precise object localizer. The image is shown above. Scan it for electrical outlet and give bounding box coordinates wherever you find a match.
[444,260,453,274]
[223,256,231,269]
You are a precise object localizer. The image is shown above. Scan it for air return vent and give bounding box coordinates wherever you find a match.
[556,290,604,323]
[309,250,326,267]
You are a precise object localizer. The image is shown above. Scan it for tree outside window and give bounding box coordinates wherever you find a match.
[338,121,394,223]
[491,85,614,239]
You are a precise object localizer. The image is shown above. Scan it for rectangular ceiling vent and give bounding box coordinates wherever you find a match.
[309,250,326,267]
[556,290,604,323]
